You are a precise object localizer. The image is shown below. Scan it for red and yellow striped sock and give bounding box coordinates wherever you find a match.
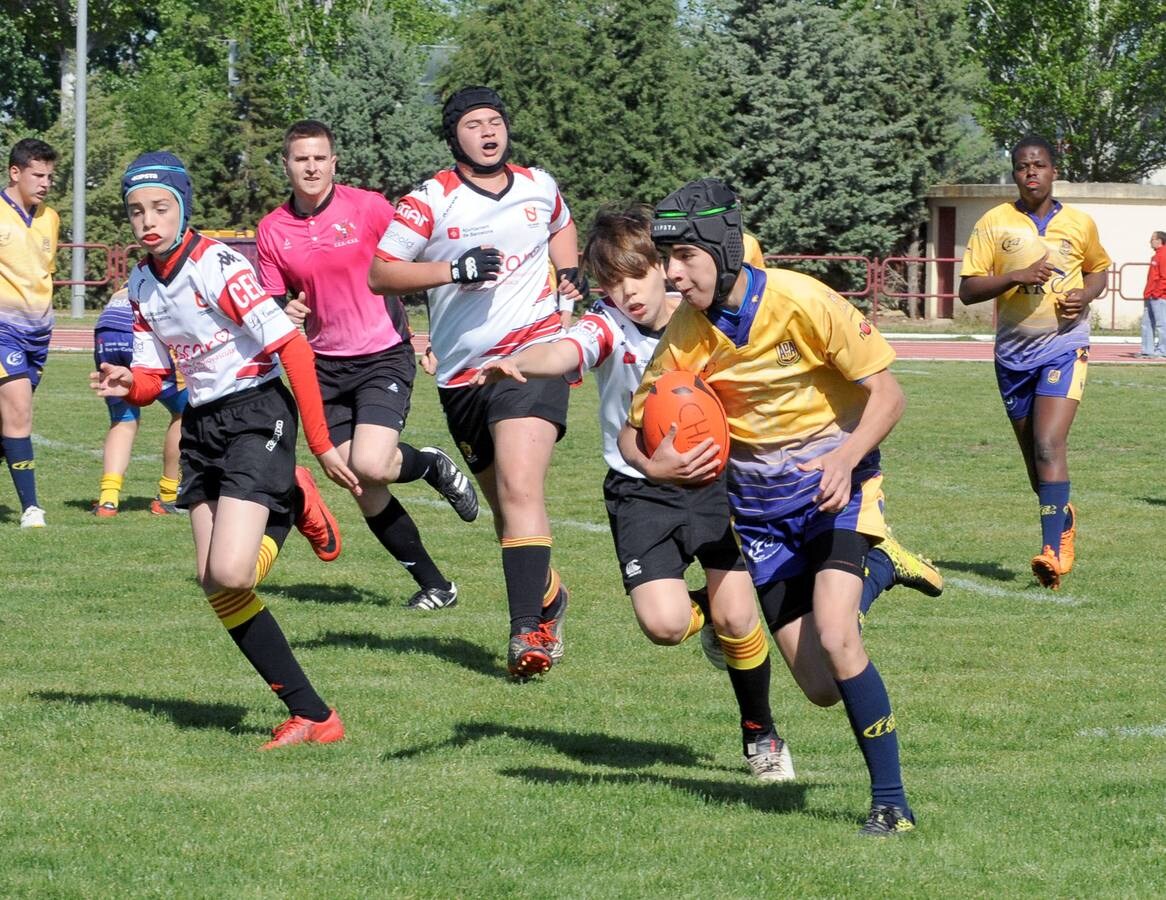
[681,602,706,643]
[254,535,280,587]
[542,566,562,609]
[208,588,265,629]
[719,621,769,670]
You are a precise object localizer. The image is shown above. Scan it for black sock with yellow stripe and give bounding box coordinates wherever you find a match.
[501,537,551,632]
[208,589,329,721]
[718,621,774,733]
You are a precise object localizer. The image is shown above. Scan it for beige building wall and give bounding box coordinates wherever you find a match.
[925,183,1166,328]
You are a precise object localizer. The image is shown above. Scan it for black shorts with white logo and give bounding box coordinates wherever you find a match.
[438,377,569,474]
[603,468,744,593]
[178,379,298,514]
[315,342,416,446]
[756,529,870,632]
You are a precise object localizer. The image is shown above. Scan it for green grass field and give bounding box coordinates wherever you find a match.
[2,352,1164,898]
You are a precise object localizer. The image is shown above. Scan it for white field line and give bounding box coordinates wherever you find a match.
[1077,724,1166,739]
[947,576,1083,607]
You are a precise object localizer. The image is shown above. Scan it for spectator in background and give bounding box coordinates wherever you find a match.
[0,138,58,528]
[1141,231,1166,359]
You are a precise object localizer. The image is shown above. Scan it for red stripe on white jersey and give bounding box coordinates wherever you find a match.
[481,312,562,358]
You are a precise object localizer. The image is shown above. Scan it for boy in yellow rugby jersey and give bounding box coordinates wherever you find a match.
[622,179,918,836]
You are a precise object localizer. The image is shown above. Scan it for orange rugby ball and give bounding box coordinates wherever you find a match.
[642,370,730,475]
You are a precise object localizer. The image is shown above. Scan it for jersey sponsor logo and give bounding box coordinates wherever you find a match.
[861,713,896,739]
[170,328,231,362]
[448,227,461,239]
[265,418,285,452]
[623,350,637,364]
[624,559,642,578]
[399,204,429,229]
[524,205,537,223]
[194,289,209,310]
[858,319,872,338]
[1060,239,1072,256]
[776,340,800,366]
[1001,237,1025,253]
[224,270,267,314]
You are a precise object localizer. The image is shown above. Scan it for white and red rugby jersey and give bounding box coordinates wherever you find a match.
[562,297,673,479]
[130,232,298,407]
[376,163,572,388]
[257,184,405,357]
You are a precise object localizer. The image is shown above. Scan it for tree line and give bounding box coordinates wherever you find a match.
[0,0,1161,304]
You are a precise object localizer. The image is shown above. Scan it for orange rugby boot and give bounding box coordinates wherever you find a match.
[294,465,341,561]
[1030,545,1062,590]
[260,709,345,750]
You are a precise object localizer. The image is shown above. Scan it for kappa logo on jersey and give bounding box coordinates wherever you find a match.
[448,227,460,239]
[861,713,896,739]
[216,250,238,276]
[624,559,642,578]
[776,340,800,366]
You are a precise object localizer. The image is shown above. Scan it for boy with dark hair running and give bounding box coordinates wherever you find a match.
[257,119,477,610]
[369,86,587,677]
[0,138,58,527]
[92,151,360,749]
[959,135,1111,589]
[623,178,922,835]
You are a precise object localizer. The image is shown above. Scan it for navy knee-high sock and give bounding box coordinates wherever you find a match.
[2,435,37,509]
[1037,481,1070,557]
[860,548,896,616]
[836,661,909,811]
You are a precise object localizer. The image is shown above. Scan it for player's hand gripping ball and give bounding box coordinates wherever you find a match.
[642,370,730,476]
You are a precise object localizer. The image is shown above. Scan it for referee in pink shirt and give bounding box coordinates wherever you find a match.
[257,120,479,610]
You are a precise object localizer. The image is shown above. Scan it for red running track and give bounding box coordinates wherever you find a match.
[51,329,1154,364]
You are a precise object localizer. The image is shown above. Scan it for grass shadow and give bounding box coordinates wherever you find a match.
[31,690,267,735]
[501,765,820,816]
[273,582,393,606]
[0,503,15,523]
[383,720,711,769]
[295,630,500,677]
[64,495,156,514]
[1138,496,1166,507]
[933,558,1016,582]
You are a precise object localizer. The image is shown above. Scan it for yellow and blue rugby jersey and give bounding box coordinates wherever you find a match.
[629,265,895,475]
[961,201,1110,369]
[0,195,59,336]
